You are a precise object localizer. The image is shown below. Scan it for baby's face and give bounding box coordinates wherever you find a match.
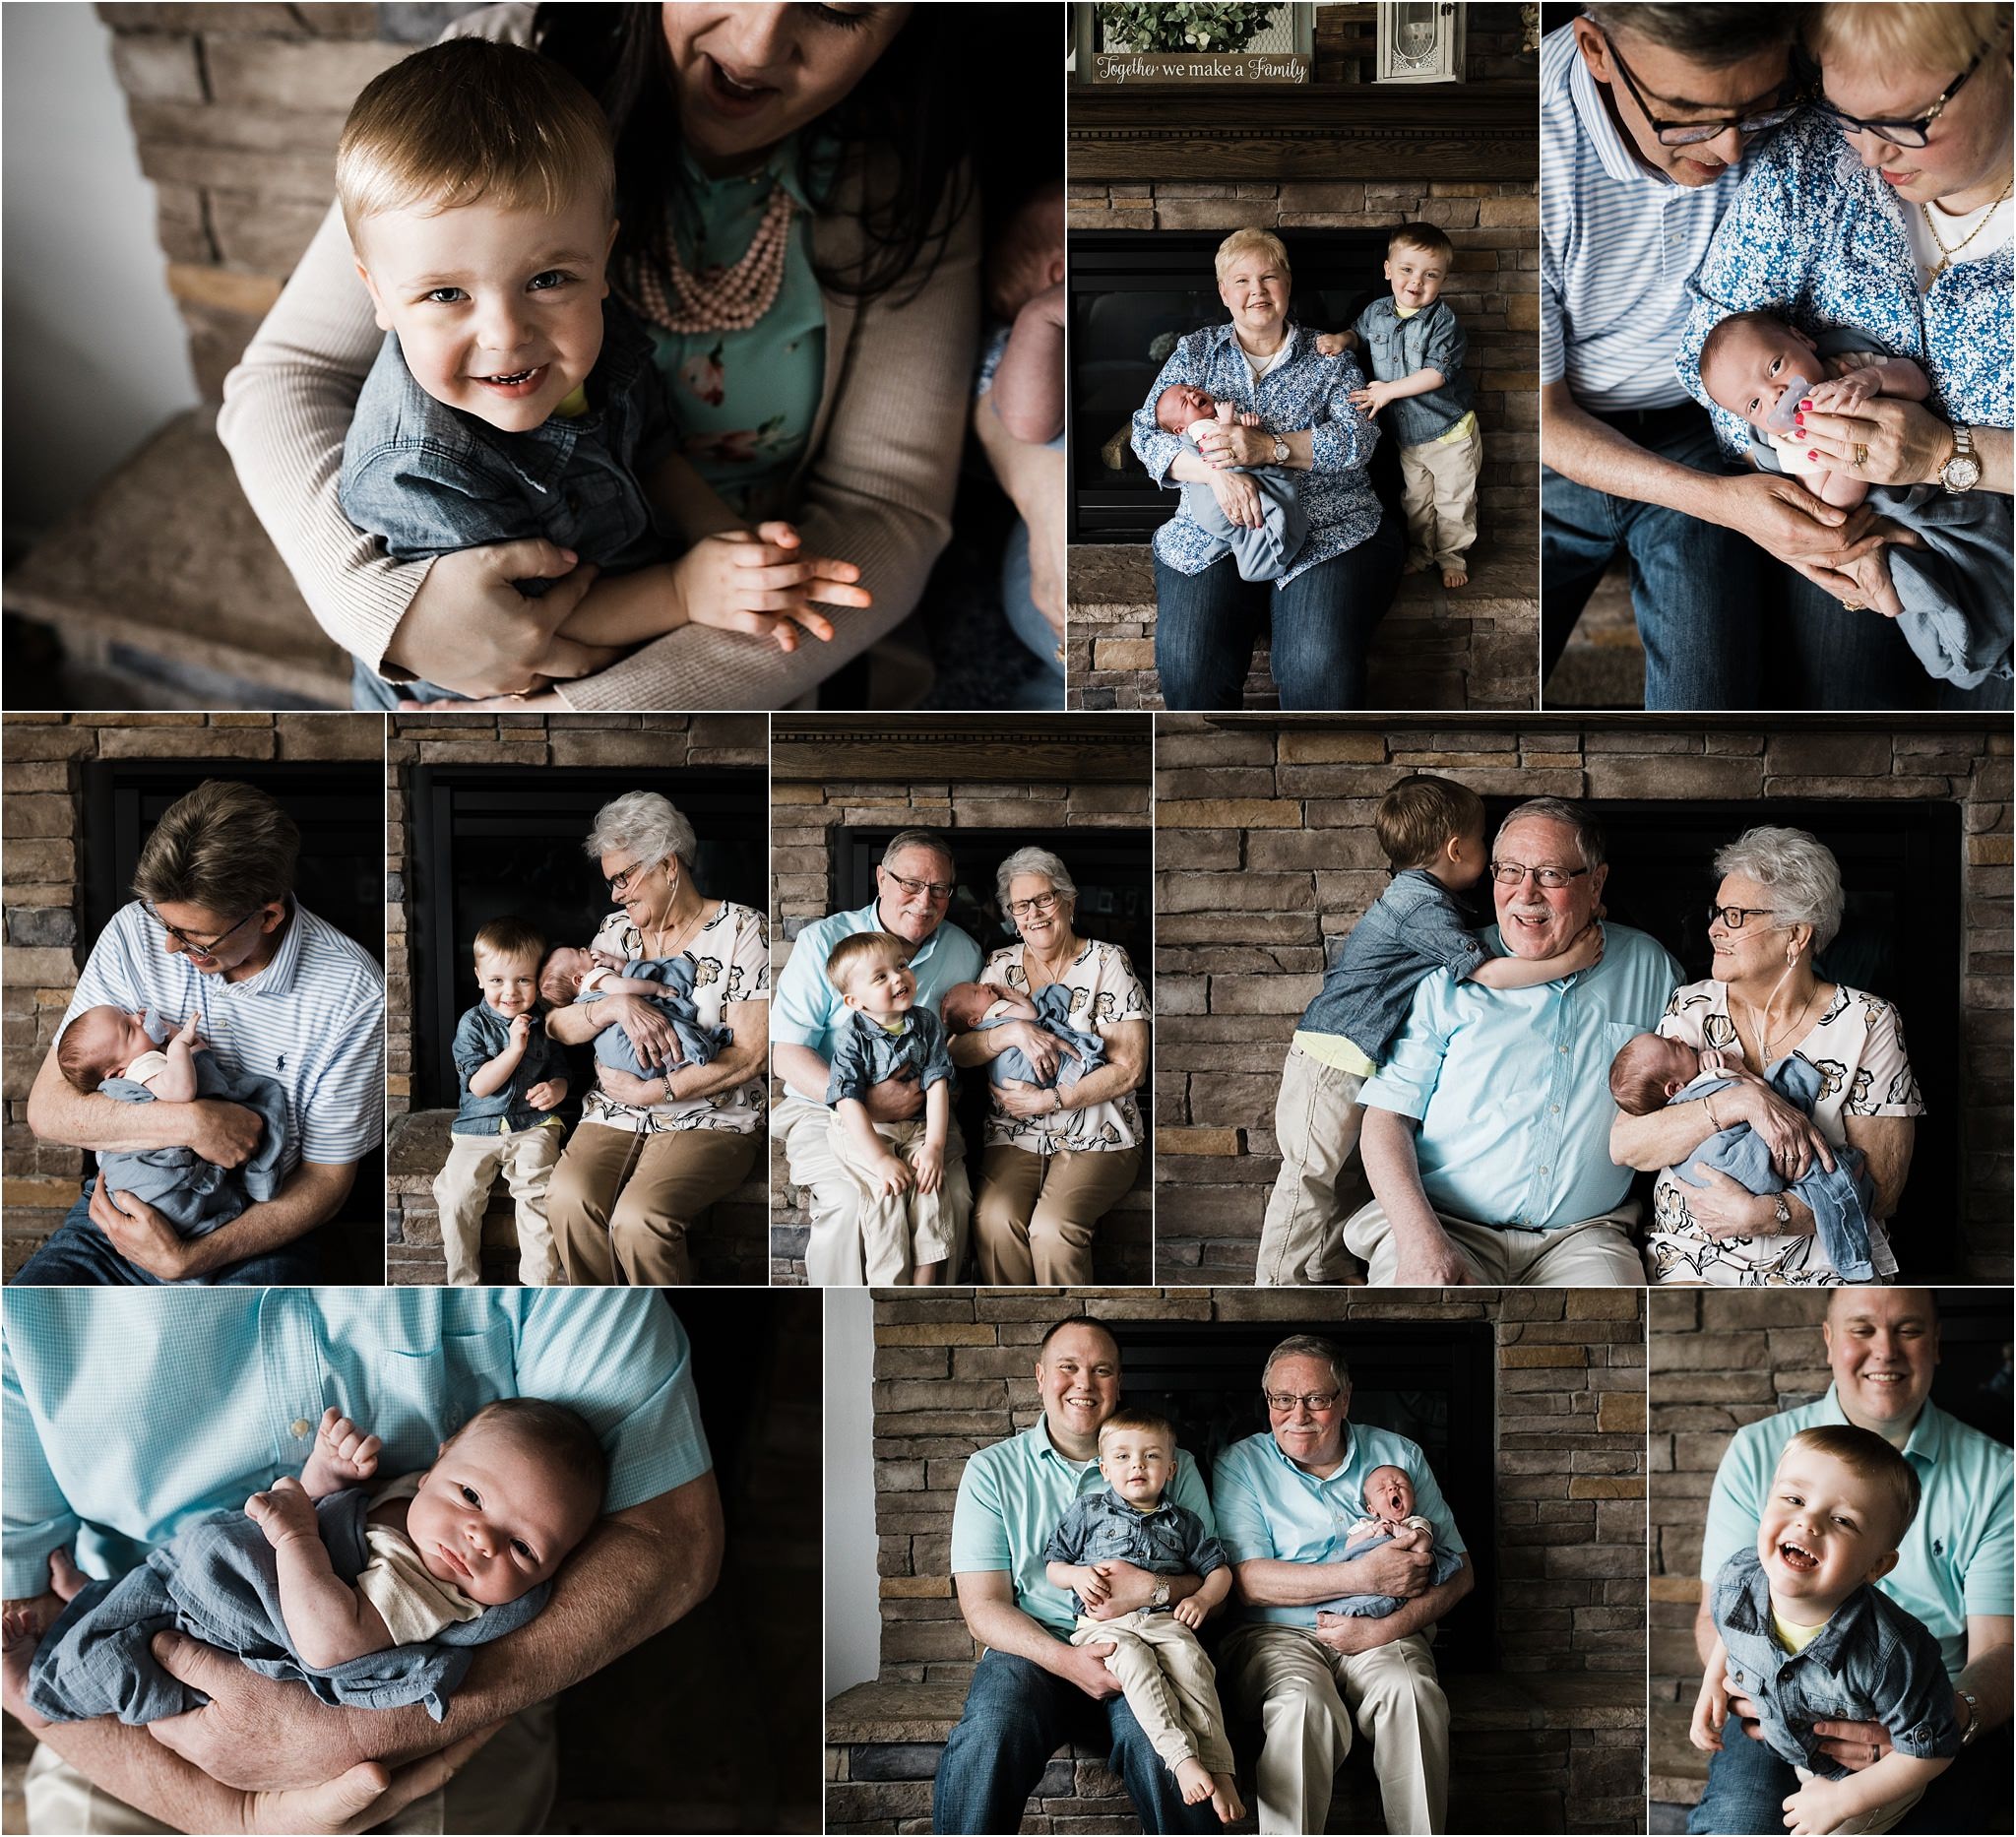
[1385,248,1447,310]
[940,982,994,1033]
[1646,1036,1702,1096]
[1363,1465,1416,1520]
[405,1422,598,1608]
[1757,1445,1898,1611]
[1099,1428,1174,1510]
[1157,382,1217,434]
[475,948,539,1019]
[1701,317,1816,428]
[841,951,915,1020]
[354,190,616,434]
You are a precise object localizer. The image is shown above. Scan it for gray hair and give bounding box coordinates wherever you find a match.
[584,790,696,873]
[1497,797,1606,871]
[881,829,956,874]
[1262,1334,1352,1396]
[1581,4,1799,64]
[1713,826,1845,953]
[995,846,1078,915]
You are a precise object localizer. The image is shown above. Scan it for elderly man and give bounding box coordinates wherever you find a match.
[934,1318,1219,1835]
[1213,1334,1472,1834]
[1690,1288,2013,1835]
[17,779,383,1287]
[1344,796,1681,1286]
[771,829,983,1286]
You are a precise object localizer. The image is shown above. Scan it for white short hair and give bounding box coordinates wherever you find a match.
[584,791,696,872]
[995,846,1077,914]
[1714,826,1845,952]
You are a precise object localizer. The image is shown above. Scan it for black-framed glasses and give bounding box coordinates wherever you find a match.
[142,902,261,957]
[604,856,661,898]
[1708,904,1785,930]
[1263,1389,1342,1414]
[882,870,956,902]
[1007,891,1062,919]
[1815,36,1992,149]
[1603,30,1801,147]
[1487,861,1590,890]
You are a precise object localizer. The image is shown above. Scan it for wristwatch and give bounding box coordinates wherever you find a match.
[1940,423,1982,494]
[1152,1581,1171,1609]
[1958,1688,1982,1745]
[1771,1194,1793,1228]
[1270,435,1290,464]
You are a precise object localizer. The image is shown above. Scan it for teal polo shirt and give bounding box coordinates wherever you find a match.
[769,899,982,1103]
[1701,1386,2014,1679]
[1212,1425,1468,1629]
[950,1421,1215,1638]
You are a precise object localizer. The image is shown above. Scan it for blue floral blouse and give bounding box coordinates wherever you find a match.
[1677,111,2014,459]
[1129,323,1382,586]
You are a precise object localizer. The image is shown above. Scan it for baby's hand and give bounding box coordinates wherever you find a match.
[1171,1596,1207,1630]
[171,1010,205,1048]
[302,1406,382,1494]
[870,1151,913,1198]
[1781,1773,1853,1835]
[1236,411,1263,428]
[1699,1049,1729,1078]
[1077,1565,1113,1609]
[590,947,627,973]
[1806,371,1875,412]
[1348,380,1397,415]
[245,1474,320,1548]
[914,1144,944,1195]
[1313,331,1352,357]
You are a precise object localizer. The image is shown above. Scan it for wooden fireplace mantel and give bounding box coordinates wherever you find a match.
[771,715,1150,783]
[1068,83,1538,182]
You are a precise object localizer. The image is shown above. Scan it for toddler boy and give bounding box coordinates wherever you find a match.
[824,932,956,1287]
[1317,1463,1464,1618]
[1042,1410,1244,1825]
[539,943,727,1080]
[1153,382,1309,582]
[1317,223,1480,588]
[1258,774,1604,1284]
[433,918,568,1288]
[1692,1425,1961,1834]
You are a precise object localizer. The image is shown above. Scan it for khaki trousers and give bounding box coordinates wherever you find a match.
[972,1143,1142,1286]
[1256,1044,1367,1287]
[1343,1198,1643,1287]
[431,1124,563,1287]
[1399,424,1481,572]
[777,1094,972,1287]
[23,1698,556,1834]
[1222,1622,1449,1835]
[826,1112,956,1283]
[1072,1609,1235,1777]
[546,1120,757,1287]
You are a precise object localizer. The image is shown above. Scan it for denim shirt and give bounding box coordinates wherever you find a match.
[824,1007,955,1108]
[1710,1548,1962,1779]
[1297,869,1489,1063]
[1352,298,1477,446]
[449,1002,569,1136]
[1041,1487,1228,1618]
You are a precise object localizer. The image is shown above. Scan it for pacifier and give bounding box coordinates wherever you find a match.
[1762,376,1811,434]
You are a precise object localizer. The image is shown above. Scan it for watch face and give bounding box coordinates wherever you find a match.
[1944,454,1983,490]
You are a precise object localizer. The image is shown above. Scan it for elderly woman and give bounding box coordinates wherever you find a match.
[1612,827,1922,1285]
[1129,228,1404,711]
[1677,3,2012,705]
[950,848,1149,1285]
[543,792,767,1284]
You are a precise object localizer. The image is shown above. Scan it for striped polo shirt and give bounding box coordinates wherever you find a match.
[1540,23,1749,412]
[59,899,384,1168]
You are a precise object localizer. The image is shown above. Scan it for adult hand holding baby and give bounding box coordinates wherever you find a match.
[1334,1539,1435,1604]
[89,1184,194,1283]
[1193,420,1274,472]
[1312,1611,1397,1657]
[1676,1164,1799,1239]
[994,1077,1060,1121]
[1797,394,1956,491]
[1704,473,1896,606]
[243,1723,504,1836]
[1206,468,1266,532]
[596,992,682,1076]
[390,539,612,698]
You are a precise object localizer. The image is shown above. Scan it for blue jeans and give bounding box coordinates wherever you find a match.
[1000,519,1065,709]
[9,1184,320,1287]
[1690,1724,2009,1834]
[1153,514,1403,711]
[930,1648,1222,1835]
[351,658,465,710]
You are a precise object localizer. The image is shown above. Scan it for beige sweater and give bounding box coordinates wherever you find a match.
[216,8,977,712]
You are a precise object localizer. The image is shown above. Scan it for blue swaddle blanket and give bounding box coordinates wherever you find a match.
[974,984,1106,1092]
[1670,1055,1876,1282]
[94,1050,289,1238]
[1179,465,1310,583]
[580,955,729,1080]
[26,1489,547,1726]
[1315,1523,1464,1618]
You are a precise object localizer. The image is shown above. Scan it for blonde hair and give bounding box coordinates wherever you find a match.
[473,916,544,969]
[1214,227,1292,285]
[1374,775,1485,871]
[1389,222,1453,265]
[1807,3,2008,79]
[338,38,615,242]
[826,930,910,993]
[1781,1425,1922,1552]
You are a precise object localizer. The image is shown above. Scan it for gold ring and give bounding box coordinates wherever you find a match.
[1843,602,1866,613]
[1852,442,1869,469]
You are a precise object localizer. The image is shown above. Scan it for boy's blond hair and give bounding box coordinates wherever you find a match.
[337,38,615,242]
[1373,774,1486,872]
[1099,1408,1175,1452]
[826,930,910,994]
[1388,222,1454,266]
[474,916,544,969]
[1782,1425,1922,1552]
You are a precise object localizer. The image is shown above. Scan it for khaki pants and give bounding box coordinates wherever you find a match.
[1256,1044,1366,1287]
[1343,1198,1644,1287]
[1072,1609,1235,1777]
[972,1142,1142,1286]
[546,1120,757,1286]
[23,1697,556,1834]
[1222,1622,1449,1835]
[431,1123,563,1287]
[777,1094,972,1287]
[826,1112,956,1284]
[1399,424,1481,572]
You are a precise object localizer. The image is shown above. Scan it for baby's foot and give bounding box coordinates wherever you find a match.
[1175,1757,1214,1805]
[1441,564,1469,590]
[3,1606,47,1720]
[1210,1773,1245,1824]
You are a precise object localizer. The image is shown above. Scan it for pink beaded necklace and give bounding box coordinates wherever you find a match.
[619,180,794,335]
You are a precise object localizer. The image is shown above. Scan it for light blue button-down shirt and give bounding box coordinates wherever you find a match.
[1359,921,1683,1230]
[2,1290,710,1599]
[770,900,983,1104]
[1212,1425,1467,1630]
[1702,1386,2015,1679]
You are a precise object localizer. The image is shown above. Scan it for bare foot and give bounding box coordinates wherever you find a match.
[1210,1772,1245,1823]
[1441,565,1469,589]
[1175,1756,1214,1805]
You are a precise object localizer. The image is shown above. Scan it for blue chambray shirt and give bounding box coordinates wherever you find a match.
[1677,110,2014,458]
[824,1007,955,1108]
[1359,921,1683,1229]
[449,1001,569,1137]
[1041,1488,1228,1618]
[2,1290,711,1599]
[1709,1547,1962,1778]
[1212,1425,1467,1630]
[1130,322,1382,587]
[1352,298,1478,447]
[1296,869,1490,1064]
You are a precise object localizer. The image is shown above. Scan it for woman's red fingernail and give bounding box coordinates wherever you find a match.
[1798,399,1811,410]
[1806,451,1818,461]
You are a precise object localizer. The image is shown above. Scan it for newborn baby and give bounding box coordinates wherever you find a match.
[1316,1465,1463,1619]
[9,1399,602,1727]
[539,945,729,1082]
[1153,381,1309,583]
[941,980,1105,1092]
[56,1004,290,1237]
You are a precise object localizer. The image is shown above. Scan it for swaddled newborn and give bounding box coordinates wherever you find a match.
[56,1005,289,1237]
[1153,380,1309,584]
[539,945,730,1081]
[7,1398,603,1727]
[942,980,1104,1091]
[1315,1466,1463,1618]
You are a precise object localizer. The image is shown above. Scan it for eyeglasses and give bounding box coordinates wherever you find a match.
[1264,1389,1342,1414]
[1007,891,1062,919]
[1487,861,1590,890]
[1603,30,1801,148]
[604,857,661,897]
[1815,37,1993,148]
[1708,904,1785,930]
[883,870,956,902]
[143,903,261,958]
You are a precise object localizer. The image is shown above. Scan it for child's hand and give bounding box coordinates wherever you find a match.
[1313,331,1353,357]
[681,523,850,654]
[1781,1773,1854,1835]
[1557,922,1606,976]
[302,1406,382,1494]
[1171,1596,1207,1630]
[870,1151,914,1198]
[1689,1666,1731,1754]
[914,1145,944,1195]
[525,1078,567,1111]
[1348,380,1397,415]
[245,1474,320,1548]
[1077,1565,1113,1609]
[508,1014,534,1048]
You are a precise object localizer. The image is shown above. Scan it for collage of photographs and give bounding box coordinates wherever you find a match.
[0,2,2009,1835]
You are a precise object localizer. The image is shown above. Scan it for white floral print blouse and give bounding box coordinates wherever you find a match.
[979,938,1150,1157]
